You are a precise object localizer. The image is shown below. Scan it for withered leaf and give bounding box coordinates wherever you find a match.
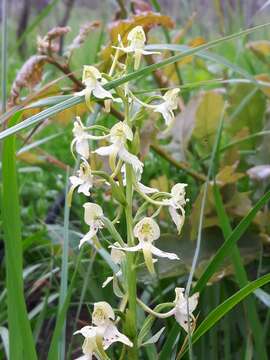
[37,26,71,55]
[9,55,48,106]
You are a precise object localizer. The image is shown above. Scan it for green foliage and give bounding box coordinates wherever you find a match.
[1,2,270,359]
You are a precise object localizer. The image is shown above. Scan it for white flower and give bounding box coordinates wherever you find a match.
[68,159,93,205]
[71,116,110,158]
[95,122,143,176]
[154,88,180,127]
[74,301,133,359]
[71,117,92,158]
[111,217,179,274]
[102,244,124,288]
[164,183,188,234]
[114,26,159,69]
[76,65,113,110]
[172,288,199,332]
[79,203,104,248]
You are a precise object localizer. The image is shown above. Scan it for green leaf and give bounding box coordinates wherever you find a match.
[1,112,37,360]
[228,84,266,148]
[213,184,268,359]
[178,273,270,358]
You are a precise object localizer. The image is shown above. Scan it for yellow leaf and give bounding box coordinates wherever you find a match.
[256,74,270,97]
[192,90,225,155]
[247,40,270,63]
[216,165,244,185]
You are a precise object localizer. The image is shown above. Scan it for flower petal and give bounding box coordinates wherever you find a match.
[118,146,143,175]
[150,244,179,260]
[103,323,133,349]
[95,144,116,156]
[93,83,113,99]
[78,181,92,196]
[79,227,98,248]
[110,244,142,253]
[69,175,83,187]
[142,242,155,274]
[169,206,185,234]
[138,181,158,194]
[76,139,90,158]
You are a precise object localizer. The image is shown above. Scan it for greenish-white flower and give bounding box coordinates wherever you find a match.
[79,203,104,248]
[76,65,113,110]
[172,288,199,332]
[68,159,93,206]
[114,26,159,69]
[111,217,179,274]
[95,122,143,176]
[164,183,188,234]
[74,301,133,359]
[154,88,180,127]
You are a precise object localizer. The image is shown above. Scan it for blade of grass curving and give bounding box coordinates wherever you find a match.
[1,0,7,113]
[178,273,270,358]
[1,23,270,141]
[16,0,59,48]
[58,170,70,359]
[1,112,37,359]
[17,132,63,154]
[47,249,83,360]
[145,44,257,84]
[193,189,270,294]
[213,184,267,359]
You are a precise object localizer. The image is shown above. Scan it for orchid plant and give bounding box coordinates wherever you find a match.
[70,25,199,360]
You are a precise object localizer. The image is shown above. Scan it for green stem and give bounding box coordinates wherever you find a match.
[123,100,138,358]
[124,164,138,359]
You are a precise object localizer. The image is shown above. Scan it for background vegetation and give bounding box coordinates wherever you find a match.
[1,0,270,359]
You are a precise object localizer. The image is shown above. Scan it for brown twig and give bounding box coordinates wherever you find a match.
[151,143,207,182]
[47,57,83,89]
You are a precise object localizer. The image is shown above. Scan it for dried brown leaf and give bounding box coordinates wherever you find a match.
[9,55,48,106]
[37,26,71,55]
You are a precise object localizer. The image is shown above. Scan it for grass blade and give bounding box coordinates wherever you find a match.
[1,23,270,141]
[1,112,37,359]
[58,170,70,359]
[193,189,270,293]
[213,184,267,359]
[178,273,270,358]
[47,250,83,360]
[1,0,8,113]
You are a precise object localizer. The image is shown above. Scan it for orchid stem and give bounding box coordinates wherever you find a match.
[124,100,138,359]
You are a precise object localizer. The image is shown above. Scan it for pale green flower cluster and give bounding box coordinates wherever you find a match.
[69,26,199,360]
